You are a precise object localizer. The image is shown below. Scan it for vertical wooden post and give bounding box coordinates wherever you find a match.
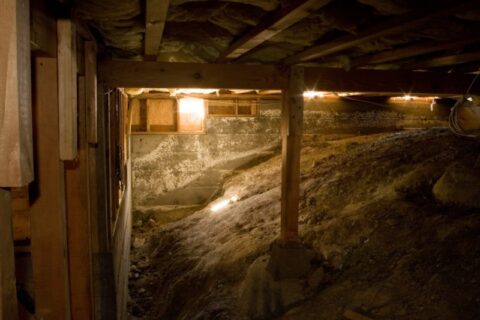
[0,0,33,187]
[280,66,304,243]
[57,19,78,160]
[30,57,71,320]
[66,76,93,319]
[0,188,18,320]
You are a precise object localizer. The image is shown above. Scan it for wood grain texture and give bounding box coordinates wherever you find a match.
[66,76,93,320]
[145,0,169,56]
[30,57,71,320]
[85,41,98,144]
[217,0,331,62]
[0,188,18,320]
[280,66,304,242]
[99,60,480,95]
[0,0,33,187]
[57,19,78,160]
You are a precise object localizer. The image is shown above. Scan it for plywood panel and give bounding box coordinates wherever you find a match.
[30,57,71,320]
[178,98,205,132]
[0,0,33,187]
[147,99,177,132]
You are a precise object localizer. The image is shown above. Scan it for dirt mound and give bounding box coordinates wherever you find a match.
[129,129,480,320]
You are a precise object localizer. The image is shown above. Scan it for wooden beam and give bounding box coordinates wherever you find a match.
[85,41,98,144]
[57,19,78,160]
[284,0,478,64]
[98,60,287,89]
[99,60,480,95]
[30,57,71,320]
[406,51,480,70]
[0,188,18,320]
[217,0,331,62]
[66,76,93,320]
[280,66,304,243]
[0,0,33,187]
[145,0,169,57]
[353,37,480,68]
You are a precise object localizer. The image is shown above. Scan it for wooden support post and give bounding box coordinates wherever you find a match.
[280,66,304,243]
[0,0,33,187]
[65,76,93,319]
[0,188,18,320]
[57,19,78,160]
[30,57,71,320]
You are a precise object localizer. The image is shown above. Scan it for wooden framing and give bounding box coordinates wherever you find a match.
[99,60,480,95]
[0,188,18,320]
[0,0,33,187]
[65,76,93,320]
[145,0,169,57]
[217,0,331,62]
[85,41,98,144]
[353,37,480,68]
[284,0,477,64]
[30,57,71,320]
[407,51,480,70]
[280,66,304,242]
[57,19,78,160]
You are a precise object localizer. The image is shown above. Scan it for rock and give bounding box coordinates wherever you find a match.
[307,267,325,289]
[266,241,315,280]
[133,237,146,249]
[238,255,307,319]
[433,162,480,209]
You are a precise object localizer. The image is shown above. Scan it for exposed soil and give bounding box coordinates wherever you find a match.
[129,129,480,320]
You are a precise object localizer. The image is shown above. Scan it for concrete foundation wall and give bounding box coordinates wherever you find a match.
[131,98,448,207]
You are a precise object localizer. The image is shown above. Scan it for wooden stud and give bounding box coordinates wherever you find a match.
[217,0,332,62]
[57,19,78,160]
[145,0,169,57]
[280,66,304,243]
[65,76,93,320]
[0,188,18,320]
[30,0,57,57]
[11,186,30,241]
[284,0,478,64]
[30,57,71,320]
[85,41,98,144]
[406,51,480,70]
[0,0,33,187]
[99,60,480,95]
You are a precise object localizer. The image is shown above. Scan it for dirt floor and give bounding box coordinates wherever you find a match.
[128,128,480,320]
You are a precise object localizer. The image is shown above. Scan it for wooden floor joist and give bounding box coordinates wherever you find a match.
[217,0,332,62]
[280,66,304,242]
[284,0,478,64]
[145,0,169,57]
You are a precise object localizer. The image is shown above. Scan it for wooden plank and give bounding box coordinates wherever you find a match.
[353,37,480,68]
[280,66,304,243]
[99,60,480,95]
[85,41,98,144]
[11,187,30,241]
[65,76,93,320]
[284,0,478,64]
[145,0,170,56]
[217,0,331,62]
[0,0,33,187]
[57,19,78,160]
[0,188,18,320]
[407,51,480,69]
[98,60,287,90]
[30,0,57,56]
[30,57,71,320]
[147,99,177,132]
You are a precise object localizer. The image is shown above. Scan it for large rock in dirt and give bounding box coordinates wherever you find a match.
[433,162,480,209]
[238,255,307,319]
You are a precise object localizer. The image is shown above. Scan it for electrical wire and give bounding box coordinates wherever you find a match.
[448,71,480,139]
